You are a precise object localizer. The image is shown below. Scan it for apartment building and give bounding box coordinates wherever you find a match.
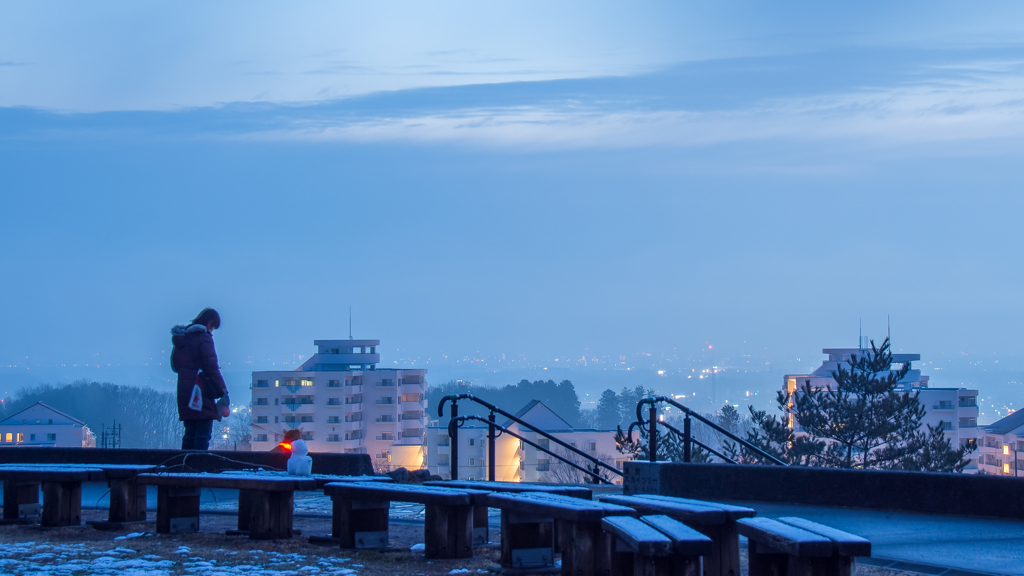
[0,402,95,448]
[978,410,1024,477]
[425,400,624,483]
[251,338,427,469]
[785,347,979,471]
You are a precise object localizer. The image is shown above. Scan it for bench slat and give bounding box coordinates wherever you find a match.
[602,516,673,557]
[0,468,101,482]
[737,517,832,557]
[426,480,592,500]
[600,494,726,525]
[323,481,483,506]
[137,473,317,491]
[487,491,635,522]
[631,494,756,519]
[639,515,714,556]
[776,516,871,557]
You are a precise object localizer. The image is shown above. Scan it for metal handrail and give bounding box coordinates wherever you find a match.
[636,396,787,466]
[622,419,736,464]
[438,393,623,482]
[449,415,612,484]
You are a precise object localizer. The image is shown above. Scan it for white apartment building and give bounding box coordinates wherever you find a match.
[251,338,427,470]
[785,347,979,471]
[0,402,95,448]
[425,400,625,483]
[978,410,1024,477]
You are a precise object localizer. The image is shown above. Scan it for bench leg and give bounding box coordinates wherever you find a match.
[472,505,489,545]
[156,486,200,534]
[819,554,853,576]
[332,497,389,549]
[560,520,611,576]
[238,489,253,531]
[609,536,634,576]
[635,554,685,576]
[694,521,741,576]
[425,503,473,559]
[3,481,40,520]
[669,554,702,576]
[500,510,555,568]
[41,481,82,527]
[108,479,146,523]
[247,490,294,540]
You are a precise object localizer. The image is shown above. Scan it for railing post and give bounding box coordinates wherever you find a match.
[648,405,657,462]
[591,464,601,485]
[683,414,691,463]
[488,411,496,482]
[450,402,459,481]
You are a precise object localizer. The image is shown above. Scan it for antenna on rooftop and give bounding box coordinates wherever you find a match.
[349,306,353,340]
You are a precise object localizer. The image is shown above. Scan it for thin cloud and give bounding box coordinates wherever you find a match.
[242,61,1024,151]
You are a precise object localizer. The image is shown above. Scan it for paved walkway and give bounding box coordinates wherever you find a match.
[734,501,1024,576]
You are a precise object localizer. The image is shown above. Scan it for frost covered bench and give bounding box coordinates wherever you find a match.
[603,515,712,576]
[600,494,755,576]
[486,491,635,575]
[0,466,103,526]
[0,463,155,526]
[137,472,317,539]
[323,481,488,558]
[737,517,871,576]
[425,479,593,545]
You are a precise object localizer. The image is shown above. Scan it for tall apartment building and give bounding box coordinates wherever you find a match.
[785,347,979,471]
[251,338,427,469]
[978,410,1024,476]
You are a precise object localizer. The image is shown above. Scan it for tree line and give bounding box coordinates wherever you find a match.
[3,380,251,450]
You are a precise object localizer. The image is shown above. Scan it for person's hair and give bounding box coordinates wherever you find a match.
[191,308,221,329]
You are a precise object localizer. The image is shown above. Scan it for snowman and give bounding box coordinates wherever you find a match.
[287,438,313,476]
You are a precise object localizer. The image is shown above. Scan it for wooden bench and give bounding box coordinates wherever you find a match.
[137,472,317,539]
[322,481,488,559]
[486,491,635,575]
[603,515,713,576]
[425,479,593,545]
[1,463,155,526]
[0,467,103,526]
[231,472,390,537]
[600,494,755,576]
[738,517,871,576]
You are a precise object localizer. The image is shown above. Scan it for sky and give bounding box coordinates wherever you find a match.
[2,1,1024,404]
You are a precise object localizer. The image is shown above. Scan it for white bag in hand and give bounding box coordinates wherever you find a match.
[188,383,203,411]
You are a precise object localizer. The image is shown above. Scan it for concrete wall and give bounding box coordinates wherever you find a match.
[623,461,1024,520]
[0,447,374,476]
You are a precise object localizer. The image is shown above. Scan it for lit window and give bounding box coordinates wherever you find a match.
[16,433,23,443]
[1004,463,1011,474]
[1004,445,1011,456]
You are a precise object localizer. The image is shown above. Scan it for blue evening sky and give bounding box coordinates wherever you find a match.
[2,1,1024,398]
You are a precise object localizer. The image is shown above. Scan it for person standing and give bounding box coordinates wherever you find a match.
[171,308,229,450]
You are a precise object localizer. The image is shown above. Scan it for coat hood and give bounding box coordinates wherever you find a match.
[171,324,208,345]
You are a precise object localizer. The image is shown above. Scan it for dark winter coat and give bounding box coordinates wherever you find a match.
[171,324,228,421]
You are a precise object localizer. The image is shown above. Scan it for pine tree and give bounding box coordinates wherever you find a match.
[739,338,969,471]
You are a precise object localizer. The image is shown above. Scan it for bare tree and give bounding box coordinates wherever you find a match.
[540,446,616,484]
